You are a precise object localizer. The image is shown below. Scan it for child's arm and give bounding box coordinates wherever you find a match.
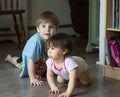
[47,68,61,94]
[58,68,77,97]
[28,58,43,86]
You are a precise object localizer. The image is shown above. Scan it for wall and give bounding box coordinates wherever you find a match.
[27,0,79,37]
[27,0,71,26]
[96,0,106,65]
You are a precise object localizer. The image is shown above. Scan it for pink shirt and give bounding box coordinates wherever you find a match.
[46,56,88,80]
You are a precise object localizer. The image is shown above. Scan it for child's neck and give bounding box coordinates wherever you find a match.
[53,57,65,69]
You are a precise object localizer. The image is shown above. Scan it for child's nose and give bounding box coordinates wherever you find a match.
[46,26,50,30]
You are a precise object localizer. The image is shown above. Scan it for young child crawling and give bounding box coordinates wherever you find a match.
[46,33,92,97]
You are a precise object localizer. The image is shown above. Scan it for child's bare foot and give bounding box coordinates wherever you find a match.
[4,54,19,67]
[4,54,12,62]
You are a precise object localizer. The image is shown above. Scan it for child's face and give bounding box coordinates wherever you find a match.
[37,22,57,41]
[47,44,67,60]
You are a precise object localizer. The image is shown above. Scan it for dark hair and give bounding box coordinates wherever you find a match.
[36,11,60,29]
[46,33,72,56]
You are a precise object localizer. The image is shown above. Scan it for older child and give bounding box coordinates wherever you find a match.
[5,11,60,86]
[46,33,92,97]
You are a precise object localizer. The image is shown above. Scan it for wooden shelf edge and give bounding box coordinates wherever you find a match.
[103,65,120,80]
[107,28,120,32]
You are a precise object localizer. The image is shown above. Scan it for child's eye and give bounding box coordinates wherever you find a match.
[51,47,54,50]
[42,25,46,28]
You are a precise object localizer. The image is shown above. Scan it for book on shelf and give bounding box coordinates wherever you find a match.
[112,0,115,28]
[108,38,120,68]
[105,38,112,66]
[112,0,119,28]
[115,0,119,28]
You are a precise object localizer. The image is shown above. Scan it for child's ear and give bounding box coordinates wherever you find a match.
[63,49,68,55]
[36,27,39,32]
[36,26,41,33]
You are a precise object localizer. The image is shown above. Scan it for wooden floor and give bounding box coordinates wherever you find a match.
[0,37,120,97]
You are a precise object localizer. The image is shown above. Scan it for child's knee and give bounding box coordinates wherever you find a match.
[57,75,67,83]
[79,70,92,85]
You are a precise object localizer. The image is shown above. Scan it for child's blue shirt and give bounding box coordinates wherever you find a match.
[19,33,47,77]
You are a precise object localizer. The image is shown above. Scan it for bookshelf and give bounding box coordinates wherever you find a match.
[103,0,120,80]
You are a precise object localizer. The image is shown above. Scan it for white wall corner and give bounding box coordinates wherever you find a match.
[98,0,106,65]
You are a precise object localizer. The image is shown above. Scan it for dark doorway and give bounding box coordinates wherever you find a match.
[69,0,89,38]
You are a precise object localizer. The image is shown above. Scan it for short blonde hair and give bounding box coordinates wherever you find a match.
[36,11,60,29]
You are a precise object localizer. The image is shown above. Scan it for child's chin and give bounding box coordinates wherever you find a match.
[44,37,49,41]
[45,35,50,39]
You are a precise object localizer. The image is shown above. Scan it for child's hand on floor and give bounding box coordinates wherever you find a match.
[30,78,44,86]
[49,87,61,94]
[58,92,72,97]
